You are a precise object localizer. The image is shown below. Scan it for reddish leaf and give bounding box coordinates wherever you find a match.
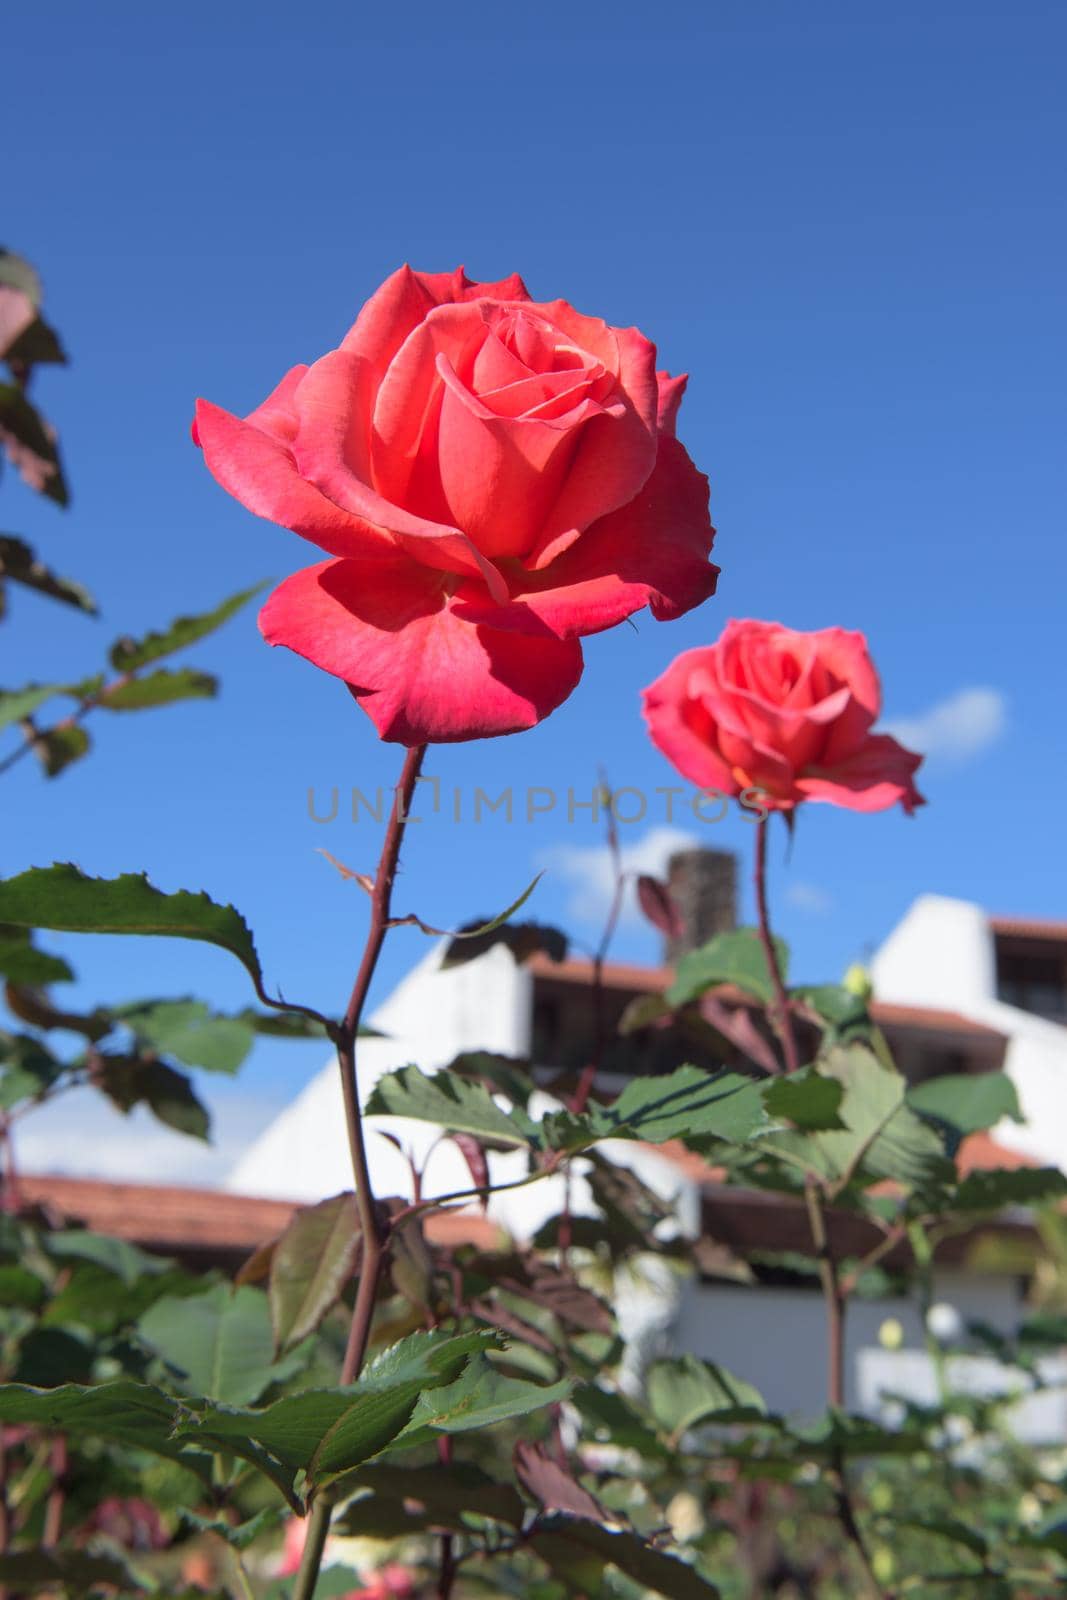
[636,875,683,940]
[451,1132,489,1207]
[699,992,780,1076]
[514,1442,609,1522]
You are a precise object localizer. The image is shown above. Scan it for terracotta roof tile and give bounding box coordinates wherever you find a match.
[527,955,1005,1040]
[990,916,1067,943]
[17,1175,502,1256]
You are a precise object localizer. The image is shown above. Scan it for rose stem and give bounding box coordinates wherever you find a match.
[755,821,884,1595]
[292,743,426,1600]
[753,815,800,1075]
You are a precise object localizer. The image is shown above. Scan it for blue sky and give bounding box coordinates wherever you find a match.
[3,0,1064,1181]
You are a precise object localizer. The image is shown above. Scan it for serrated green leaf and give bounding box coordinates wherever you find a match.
[0,1379,208,1475]
[951,1166,1067,1212]
[108,581,268,672]
[646,1354,766,1440]
[175,1329,498,1492]
[96,667,218,712]
[269,1193,360,1353]
[667,927,789,1008]
[0,865,265,992]
[764,1044,952,1192]
[582,1066,770,1149]
[366,1064,533,1147]
[396,1354,572,1439]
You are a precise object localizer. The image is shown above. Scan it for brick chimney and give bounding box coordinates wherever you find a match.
[665,849,737,962]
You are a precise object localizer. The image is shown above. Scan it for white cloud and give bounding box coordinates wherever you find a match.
[785,880,833,915]
[13,1087,284,1188]
[539,824,699,929]
[884,687,1007,764]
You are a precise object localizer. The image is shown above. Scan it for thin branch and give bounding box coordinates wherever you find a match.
[291,744,426,1600]
[753,816,798,1074]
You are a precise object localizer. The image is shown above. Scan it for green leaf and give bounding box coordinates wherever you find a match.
[113,998,254,1073]
[1022,1507,1067,1557]
[667,927,789,1008]
[0,1549,142,1594]
[0,534,94,612]
[95,667,218,712]
[0,1030,63,1109]
[93,1055,211,1140]
[0,1264,46,1310]
[366,1064,533,1148]
[765,1069,846,1130]
[530,1518,720,1600]
[907,1072,1022,1135]
[108,580,269,672]
[233,1006,331,1040]
[45,1229,171,1285]
[34,723,90,777]
[0,683,65,732]
[950,1166,1067,1211]
[180,1505,286,1550]
[396,1354,572,1440]
[0,929,73,984]
[0,383,68,505]
[764,1045,952,1192]
[887,1514,988,1557]
[0,865,266,992]
[568,1066,770,1151]
[138,1283,305,1406]
[333,1462,524,1531]
[175,1329,497,1493]
[792,983,871,1032]
[0,1379,209,1475]
[269,1192,361,1353]
[646,1354,766,1440]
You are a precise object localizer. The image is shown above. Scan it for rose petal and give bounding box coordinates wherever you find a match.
[194,397,393,562]
[341,264,530,384]
[656,371,687,437]
[452,435,717,640]
[260,555,583,744]
[525,320,660,568]
[796,734,926,814]
[290,347,508,601]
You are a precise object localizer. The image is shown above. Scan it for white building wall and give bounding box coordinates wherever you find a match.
[871,894,1067,1173]
[673,1269,1023,1418]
